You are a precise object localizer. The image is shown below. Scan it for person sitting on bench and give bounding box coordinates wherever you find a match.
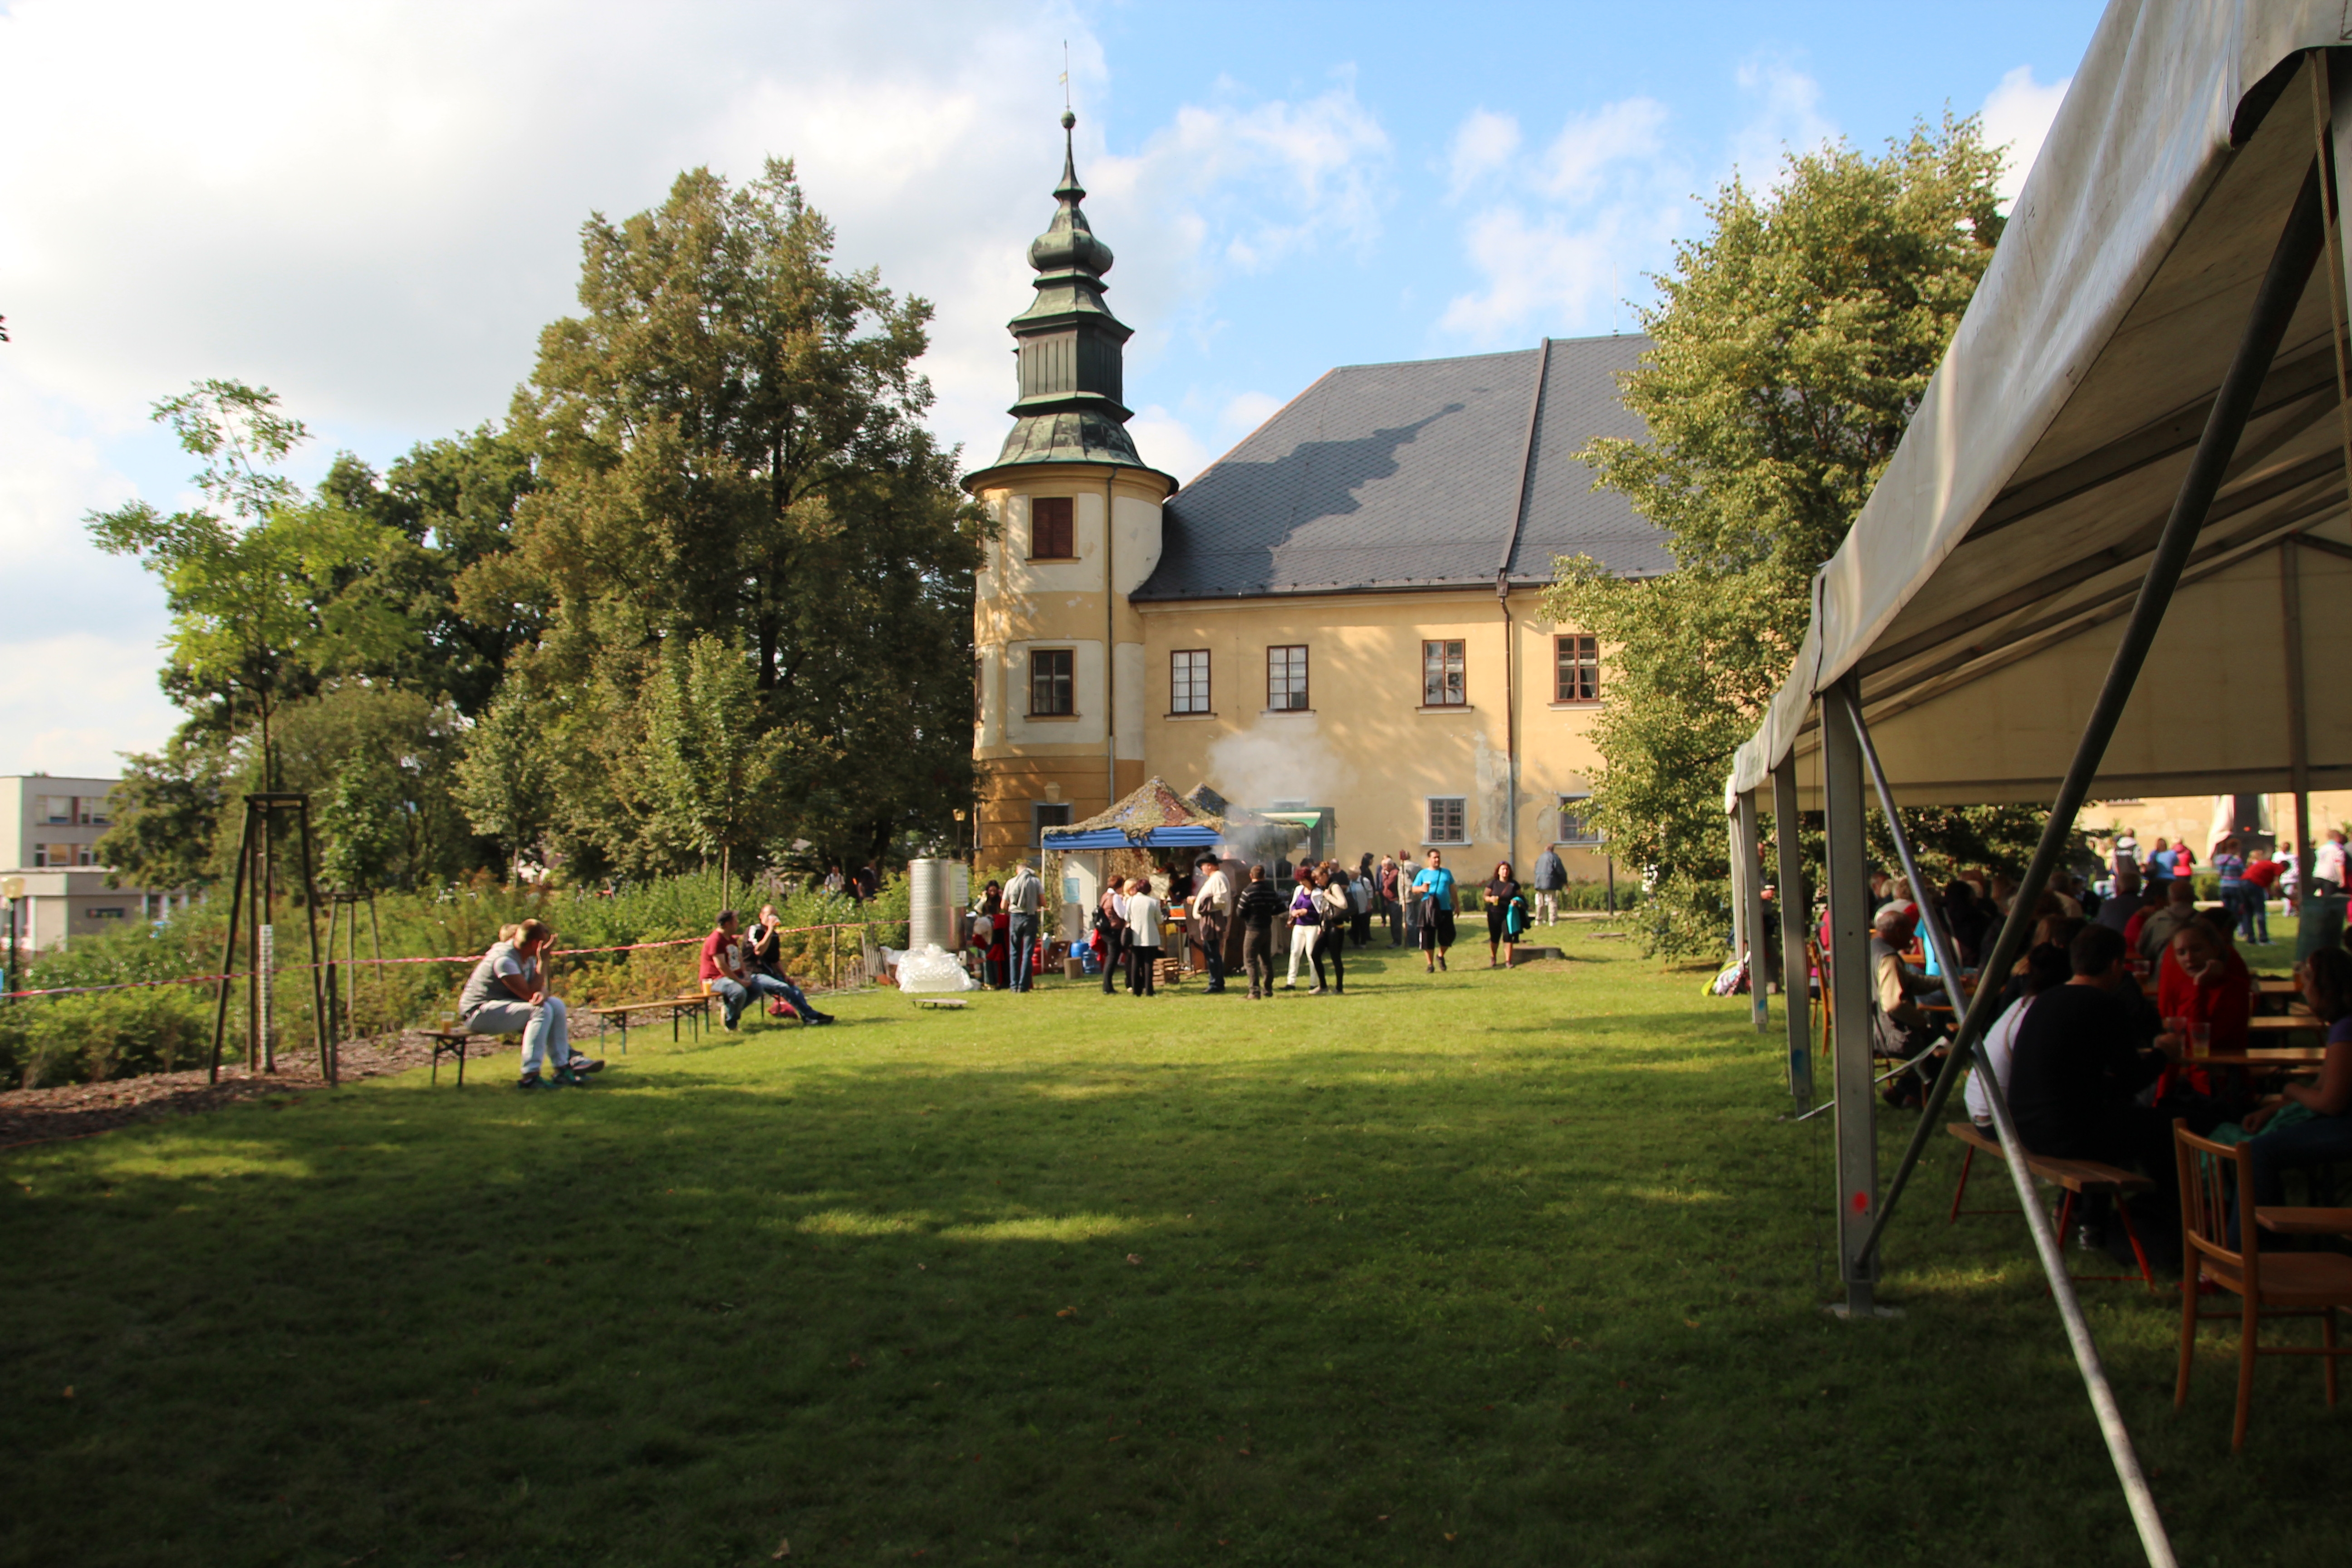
[460,918,603,1089]
[2008,923,2186,1264]
[704,908,835,1029]
[745,902,833,1023]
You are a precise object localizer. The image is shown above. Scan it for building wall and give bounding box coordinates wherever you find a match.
[969,463,1174,860]
[1,776,191,953]
[2089,791,2352,862]
[1132,586,1615,879]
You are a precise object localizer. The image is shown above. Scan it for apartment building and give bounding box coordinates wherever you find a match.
[1,775,192,952]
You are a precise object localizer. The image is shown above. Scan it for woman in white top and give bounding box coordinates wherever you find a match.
[1964,941,2072,1126]
[1123,879,1164,996]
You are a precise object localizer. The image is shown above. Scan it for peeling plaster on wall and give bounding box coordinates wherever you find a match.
[1472,729,1508,849]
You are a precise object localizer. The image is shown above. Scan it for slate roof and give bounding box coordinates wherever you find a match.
[1132,335,1671,602]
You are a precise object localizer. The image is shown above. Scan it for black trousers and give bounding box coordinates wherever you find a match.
[1196,914,1227,990]
[1317,934,1344,992]
[1100,930,1127,993]
[1242,926,1273,994]
[1129,944,1157,995]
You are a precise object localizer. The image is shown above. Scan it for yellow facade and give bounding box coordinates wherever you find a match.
[2088,792,2352,862]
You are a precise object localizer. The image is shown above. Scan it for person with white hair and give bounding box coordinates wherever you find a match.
[459,918,603,1089]
[1003,861,1043,993]
[1870,902,1945,1106]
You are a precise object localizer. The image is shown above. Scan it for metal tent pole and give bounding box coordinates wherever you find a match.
[1865,158,2324,1252]
[1846,695,2177,1568]
[1739,789,1769,1032]
[1726,811,1749,987]
[1820,678,1879,1316]
[1773,757,1813,1109]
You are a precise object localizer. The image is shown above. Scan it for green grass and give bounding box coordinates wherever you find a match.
[1,927,2340,1567]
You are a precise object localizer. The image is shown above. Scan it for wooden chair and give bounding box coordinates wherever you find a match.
[2172,1119,2352,1450]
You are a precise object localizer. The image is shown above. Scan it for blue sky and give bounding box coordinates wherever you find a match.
[0,0,2103,775]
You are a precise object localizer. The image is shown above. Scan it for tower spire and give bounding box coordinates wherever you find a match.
[971,109,1153,475]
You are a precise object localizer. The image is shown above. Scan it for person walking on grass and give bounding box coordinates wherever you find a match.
[1531,845,1567,926]
[1400,849,1424,951]
[1413,849,1458,973]
[1316,867,1353,994]
[1380,853,1404,946]
[1284,867,1325,992]
[1192,854,1233,994]
[1124,877,1164,996]
[1236,865,1283,1000]
[460,918,603,1089]
[1004,861,1043,993]
[704,908,835,1030]
[1485,860,1527,968]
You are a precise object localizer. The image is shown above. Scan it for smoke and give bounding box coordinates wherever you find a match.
[1204,714,1355,810]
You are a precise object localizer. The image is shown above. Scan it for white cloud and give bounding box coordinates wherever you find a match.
[1727,54,1838,185]
[1982,64,2071,209]
[0,1,1397,769]
[1447,108,1522,198]
[0,633,185,777]
[1127,389,1288,486]
[1539,98,1669,202]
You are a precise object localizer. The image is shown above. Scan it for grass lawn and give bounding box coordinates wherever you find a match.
[2,923,2341,1567]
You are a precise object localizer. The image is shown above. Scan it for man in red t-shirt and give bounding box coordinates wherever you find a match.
[702,908,833,1031]
[2242,852,2280,943]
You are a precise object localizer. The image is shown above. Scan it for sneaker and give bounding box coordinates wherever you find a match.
[1308,985,1326,996]
[517,1069,544,1090]
[1438,956,1448,971]
[553,1066,586,1088]
[567,1056,606,1075]
[1249,988,1262,1000]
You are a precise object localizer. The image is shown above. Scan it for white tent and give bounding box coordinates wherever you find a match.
[1712,12,2352,1558]
[1727,7,2352,813]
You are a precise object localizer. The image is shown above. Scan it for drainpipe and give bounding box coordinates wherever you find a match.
[1105,470,1118,810]
[1498,568,1516,871]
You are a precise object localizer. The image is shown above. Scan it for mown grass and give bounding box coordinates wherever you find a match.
[0,925,2339,1567]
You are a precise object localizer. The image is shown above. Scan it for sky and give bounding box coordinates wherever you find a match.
[0,0,2102,778]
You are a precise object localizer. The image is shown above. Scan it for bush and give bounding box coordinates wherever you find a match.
[0,986,214,1089]
[1558,879,1641,912]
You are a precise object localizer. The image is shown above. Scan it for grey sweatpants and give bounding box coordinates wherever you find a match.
[468,996,570,1074]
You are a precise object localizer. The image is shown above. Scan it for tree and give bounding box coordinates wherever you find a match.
[1546,117,2020,953]
[95,731,233,892]
[87,381,418,789]
[643,634,791,886]
[470,158,980,877]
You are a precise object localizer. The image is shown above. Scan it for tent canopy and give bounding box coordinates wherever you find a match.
[1727,4,2352,811]
[1041,777,1230,851]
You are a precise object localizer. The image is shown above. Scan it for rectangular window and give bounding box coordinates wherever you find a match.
[1426,797,1467,844]
[1267,645,1309,710]
[1171,649,1211,714]
[1028,648,1075,715]
[38,795,70,824]
[1031,803,1073,848]
[1030,496,1075,559]
[76,845,98,867]
[1422,638,1466,706]
[84,795,110,826]
[1556,794,1602,846]
[85,907,126,921]
[33,844,50,867]
[1555,634,1600,702]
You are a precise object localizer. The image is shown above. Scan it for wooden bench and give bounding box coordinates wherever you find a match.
[422,1029,483,1087]
[1944,1122,2157,1291]
[586,992,711,1052]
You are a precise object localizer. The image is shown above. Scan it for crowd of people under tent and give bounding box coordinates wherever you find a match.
[1813,829,2352,1275]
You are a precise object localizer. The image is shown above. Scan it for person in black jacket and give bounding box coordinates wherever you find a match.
[2008,922,2184,1258]
[1234,865,1286,1001]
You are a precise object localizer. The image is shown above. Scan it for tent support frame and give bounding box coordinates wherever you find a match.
[1738,789,1768,1032]
[1772,757,1812,1108]
[1820,676,1878,1315]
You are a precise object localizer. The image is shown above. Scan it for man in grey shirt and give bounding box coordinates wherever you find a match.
[459,919,601,1088]
[1004,862,1043,993]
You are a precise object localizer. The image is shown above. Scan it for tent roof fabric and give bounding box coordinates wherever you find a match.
[1042,776,1233,849]
[1133,335,1671,602]
[1726,3,2352,811]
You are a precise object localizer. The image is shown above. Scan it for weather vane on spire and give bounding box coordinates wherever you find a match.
[1060,40,1070,113]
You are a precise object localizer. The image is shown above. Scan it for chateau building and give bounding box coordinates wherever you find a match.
[962,115,1670,884]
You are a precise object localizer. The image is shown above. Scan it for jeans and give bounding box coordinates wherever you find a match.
[1100,930,1126,993]
[1385,897,1403,944]
[1196,914,1227,991]
[709,973,816,1027]
[2249,1113,2352,1206]
[468,996,570,1074]
[1007,912,1038,991]
[2224,885,2269,944]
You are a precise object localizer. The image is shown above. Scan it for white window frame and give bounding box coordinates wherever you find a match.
[1171,648,1212,715]
[1423,795,1468,846]
[1554,793,1602,847]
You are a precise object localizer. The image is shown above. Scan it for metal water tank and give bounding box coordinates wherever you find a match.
[905,859,963,952]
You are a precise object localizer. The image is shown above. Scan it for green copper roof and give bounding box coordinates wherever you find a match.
[966,112,1171,490]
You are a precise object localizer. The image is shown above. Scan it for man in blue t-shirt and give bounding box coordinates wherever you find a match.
[1411,850,1458,974]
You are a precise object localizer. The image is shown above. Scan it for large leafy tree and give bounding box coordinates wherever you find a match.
[1546,117,2041,954]
[478,157,980,877]
[87,381,417,789]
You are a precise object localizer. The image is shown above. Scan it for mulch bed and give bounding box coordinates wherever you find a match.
[0,1030,500,1154]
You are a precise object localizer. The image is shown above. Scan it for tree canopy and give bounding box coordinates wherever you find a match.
[1544,117,2041,952]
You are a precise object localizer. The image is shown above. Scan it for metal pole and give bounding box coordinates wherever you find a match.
[296,799,332,1085]
[1821,679,1878,1315]
[1866,158,2325,1249]
[1773,757,1813,1109]
[1739,789,1769,1032]
[2282,539,2313,897]
[246,801,265,1073]
[1850,695,2178,1566]
[1726,811,1749,984]
[208,803,252,1083]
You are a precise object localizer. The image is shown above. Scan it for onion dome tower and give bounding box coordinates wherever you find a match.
[964,112,1176,863]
